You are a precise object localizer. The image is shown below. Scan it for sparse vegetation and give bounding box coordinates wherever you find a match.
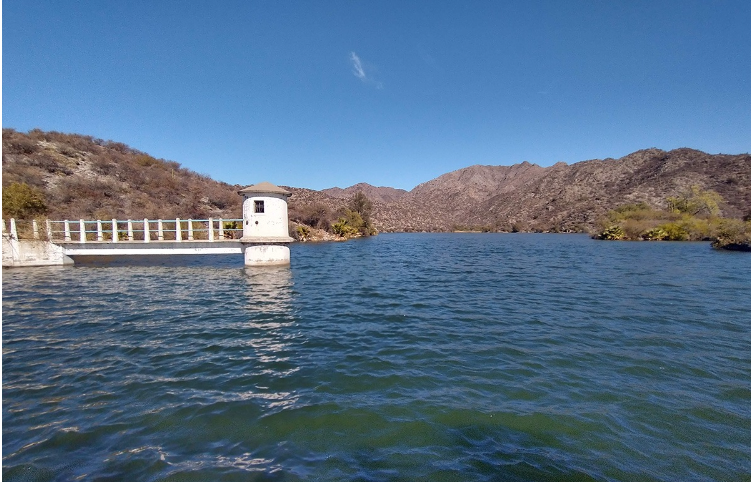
[2,128,242,220]
[599,224,626,240]
[666,186,722,216]
[332,217,361,237]
[593,187,750,249]
[295,224,311,241]
[368,148,750,234]
[331,192,378,238]
[289,202,333,231]
[711,219,751,251]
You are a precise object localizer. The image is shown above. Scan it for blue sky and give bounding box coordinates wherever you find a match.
[3,1,750,191]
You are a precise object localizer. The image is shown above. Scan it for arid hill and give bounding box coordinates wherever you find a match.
[3,129,749,234]
[375,148,751,232]
[322,183,408,204]
[2,128,243,220]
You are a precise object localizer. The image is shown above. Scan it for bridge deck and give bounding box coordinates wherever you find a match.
[58,240,244,256]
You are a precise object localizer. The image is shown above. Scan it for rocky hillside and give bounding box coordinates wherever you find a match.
[2,128,242,220]
[322,183,408,204]
[375,148,751,232]
[3,129,749,234]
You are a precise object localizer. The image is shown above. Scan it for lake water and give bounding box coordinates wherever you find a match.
[3,233,750,481]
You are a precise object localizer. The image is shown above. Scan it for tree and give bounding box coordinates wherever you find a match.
[2,182,48,219]
[666,186,722,216]
[345,191,376,235]
[348,191,373,223]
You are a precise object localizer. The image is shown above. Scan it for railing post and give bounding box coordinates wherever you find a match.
[64,220,71,241]
[46,219,53,241]
[112,219,118,243]
[10,218,18,239]
[143,218,150,243]
[188,219,194,240]
[127,220,134,241]
[97,220,103,241]
[176,218,182,242]
[79,219,86,243]
[32,220,40,239]
[218,218,224,240]
[208,218,214,241]
[158,219,164,241]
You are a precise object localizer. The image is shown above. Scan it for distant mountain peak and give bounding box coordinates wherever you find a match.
[321,183,408,204]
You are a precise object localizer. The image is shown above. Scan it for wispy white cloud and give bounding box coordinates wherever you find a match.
[350,52,366,80]
[350,51,383,89]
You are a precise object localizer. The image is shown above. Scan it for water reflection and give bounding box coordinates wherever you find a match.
[240,266,300,411]
[243,266,294,316]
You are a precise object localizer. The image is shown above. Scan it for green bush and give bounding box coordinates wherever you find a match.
[657,222,689,241]
[711,220,751,250]
[296,224,310,241]
[714,218,746,240]
[332,218,360,237]
[678,216,713,240]
[599,225,625,240]
[643,227,668,241]
[2,182,48,219]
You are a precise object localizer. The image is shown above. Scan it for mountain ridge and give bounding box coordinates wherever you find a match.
[373,147,750,232]
[321,183,408,204]
[3,129,749,234]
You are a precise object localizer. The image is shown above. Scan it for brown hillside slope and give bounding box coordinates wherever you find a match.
[285,186,348,223]
[322,183,408,204]
[377,162,546,231]
[2,128,243,220]
[375,148,750,232]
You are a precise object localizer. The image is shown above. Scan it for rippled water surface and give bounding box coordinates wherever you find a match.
[3,234,751,481]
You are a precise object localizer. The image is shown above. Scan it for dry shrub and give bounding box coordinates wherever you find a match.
[5,137,40,154]
[28,153,74,175]
[3,165,47,188]
[621,219,659,239]
[4,129,244,221]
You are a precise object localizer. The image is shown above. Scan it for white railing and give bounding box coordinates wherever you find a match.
[2,218,244,243]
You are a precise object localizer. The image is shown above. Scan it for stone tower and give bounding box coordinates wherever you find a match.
[238,181,294,266]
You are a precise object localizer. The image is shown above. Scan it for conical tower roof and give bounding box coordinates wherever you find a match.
[238,181,291,196]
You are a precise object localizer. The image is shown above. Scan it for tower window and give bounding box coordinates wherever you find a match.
[254,200,265,213]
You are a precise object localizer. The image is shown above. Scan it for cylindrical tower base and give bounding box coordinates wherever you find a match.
[243,244,290,266]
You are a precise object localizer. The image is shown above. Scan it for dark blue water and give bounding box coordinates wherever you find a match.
[3,234,750,481]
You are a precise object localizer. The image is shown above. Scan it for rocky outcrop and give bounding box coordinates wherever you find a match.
[372,148,751,232]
